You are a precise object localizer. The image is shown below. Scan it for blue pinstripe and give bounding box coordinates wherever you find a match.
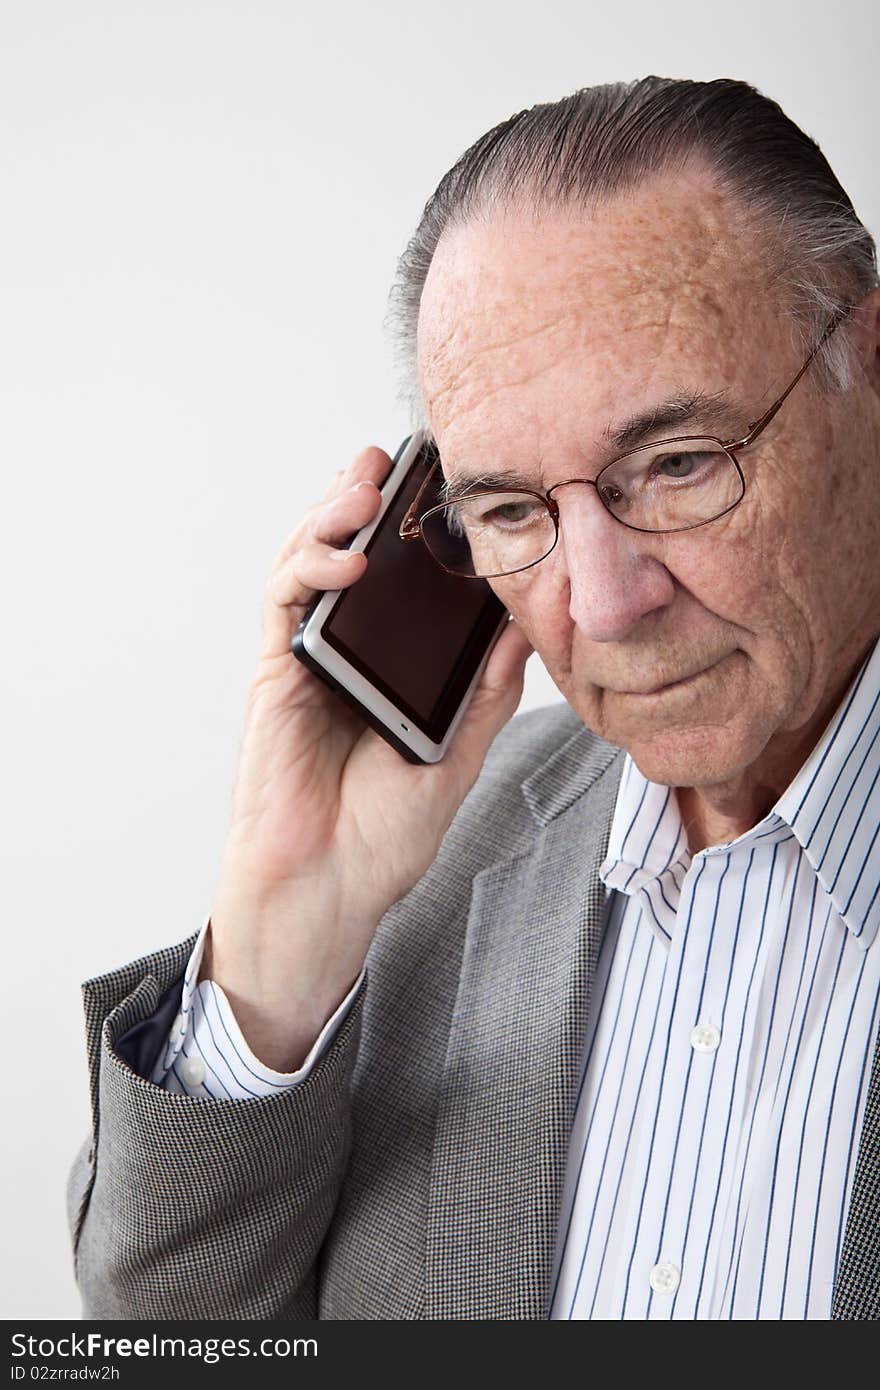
[551,633,880,1319]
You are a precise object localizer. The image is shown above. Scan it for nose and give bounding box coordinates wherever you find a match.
[552,482,676,642]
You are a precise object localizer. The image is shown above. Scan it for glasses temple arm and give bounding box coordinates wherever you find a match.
[731,305,851,450]
[399,452,442,540]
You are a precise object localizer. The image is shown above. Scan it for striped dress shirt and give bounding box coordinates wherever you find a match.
[550,635,880,1319]
[152,635,880,1319]
[151,921,363,1100]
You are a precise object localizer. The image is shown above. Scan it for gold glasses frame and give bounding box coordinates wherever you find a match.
[399,304,852,580]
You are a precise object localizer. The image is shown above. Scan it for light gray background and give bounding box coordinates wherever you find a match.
[2,0,877,1319]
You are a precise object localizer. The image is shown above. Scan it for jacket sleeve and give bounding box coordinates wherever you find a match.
[66,932,367,1320]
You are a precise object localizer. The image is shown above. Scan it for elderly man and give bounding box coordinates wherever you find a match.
[69,76,880,1320]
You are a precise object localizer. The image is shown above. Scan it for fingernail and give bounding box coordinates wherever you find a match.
[331,549,352,561]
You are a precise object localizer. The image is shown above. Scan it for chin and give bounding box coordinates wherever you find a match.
[556,684,759,786]
[621,723,763,789]
[558,655,769,788]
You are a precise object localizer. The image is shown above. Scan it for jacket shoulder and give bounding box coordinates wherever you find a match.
[483,699,592,773]
[436,699,619,869]
[473,698,617,805]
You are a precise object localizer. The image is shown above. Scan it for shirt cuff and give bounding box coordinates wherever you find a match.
[150,913,365,1100]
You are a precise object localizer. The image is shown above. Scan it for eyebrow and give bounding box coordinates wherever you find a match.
[438,388,751,504]
[604,389,749,451]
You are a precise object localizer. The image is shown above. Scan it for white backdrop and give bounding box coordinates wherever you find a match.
[2,0,877,1319]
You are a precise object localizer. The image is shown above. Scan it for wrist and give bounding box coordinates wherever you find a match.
[199,918,362,1071]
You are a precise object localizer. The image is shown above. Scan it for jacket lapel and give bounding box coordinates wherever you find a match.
[424,727,625,1319]
[831,1020,880,1318]
[422,712,880,1320]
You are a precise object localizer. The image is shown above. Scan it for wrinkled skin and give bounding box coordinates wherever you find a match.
[417,165,880,852]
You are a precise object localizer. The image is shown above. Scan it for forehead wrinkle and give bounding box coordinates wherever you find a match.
[419,192,777,451]
[420,300,585,426]
[428,342,583,436]
[420,243,733,380]
[422,299,687,440]
[423,303,722,446]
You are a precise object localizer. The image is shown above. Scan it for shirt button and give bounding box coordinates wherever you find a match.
[649,1261,681,1295]
[691,1021,721,1053]
[180,1055,206,1088]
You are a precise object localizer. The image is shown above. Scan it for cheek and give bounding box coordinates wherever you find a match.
[689,491,822,695]
[742,473,831,631]
[490,567,574,656]
[681,497,786,620]
[710,536,770,607]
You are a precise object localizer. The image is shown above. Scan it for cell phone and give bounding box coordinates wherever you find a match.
[291,430,509,764]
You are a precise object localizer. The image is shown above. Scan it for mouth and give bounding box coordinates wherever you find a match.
[618,658,724,697]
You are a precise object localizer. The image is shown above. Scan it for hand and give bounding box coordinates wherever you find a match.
[203,444,533,1069]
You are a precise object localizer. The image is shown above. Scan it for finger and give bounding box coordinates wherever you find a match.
[310,479,382,545]
[275,540,369,608]
[272,446,393,571]
[261,478,382,653]
[260,541,367,660]
[444,619,535,784]
[340,443,394,492]
[260,445,392,660]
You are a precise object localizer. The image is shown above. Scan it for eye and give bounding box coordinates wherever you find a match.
[655,452,698,479]
[480,499,543,527]
[455,493,546,530]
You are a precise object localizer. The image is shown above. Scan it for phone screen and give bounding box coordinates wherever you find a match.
[320,441,507,740]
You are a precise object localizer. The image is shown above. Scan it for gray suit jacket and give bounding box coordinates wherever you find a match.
[67,704,880,1319]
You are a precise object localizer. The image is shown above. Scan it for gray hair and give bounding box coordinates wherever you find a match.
[385,76,878,431]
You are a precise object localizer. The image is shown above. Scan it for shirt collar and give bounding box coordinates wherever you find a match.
[599,761,694,944]
[776,633,880,951]
[600,633,880,952]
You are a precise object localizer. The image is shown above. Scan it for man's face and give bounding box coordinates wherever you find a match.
[417,167,880,790]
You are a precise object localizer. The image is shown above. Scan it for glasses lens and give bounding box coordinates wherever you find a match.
[420,491,557,577]
[598,441,742,530]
